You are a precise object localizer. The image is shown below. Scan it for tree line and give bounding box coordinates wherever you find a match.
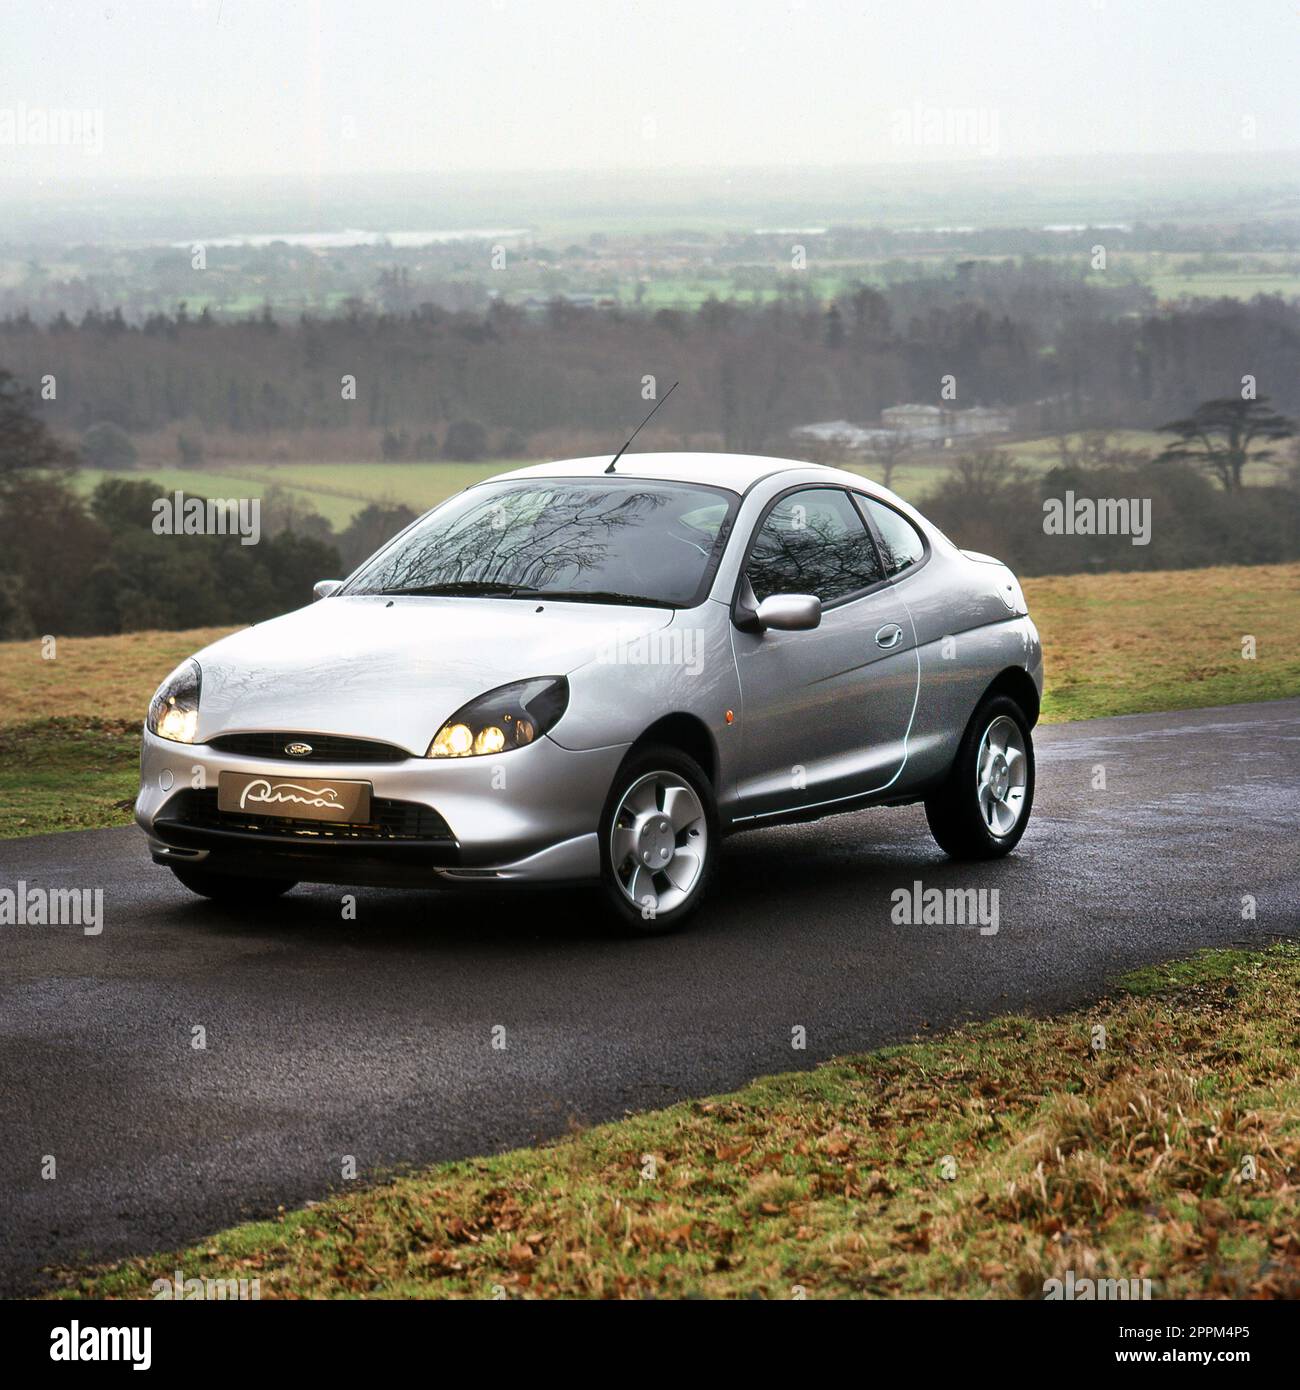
[2,265,1299,453]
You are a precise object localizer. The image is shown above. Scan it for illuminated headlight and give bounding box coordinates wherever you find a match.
[147,658,202,743]
[428,677,568,758]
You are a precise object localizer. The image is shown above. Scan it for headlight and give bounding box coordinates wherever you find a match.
[147,659,202,743]
[428,676,568,758]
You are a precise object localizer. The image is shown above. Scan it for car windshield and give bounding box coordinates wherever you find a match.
[343,477,739,608]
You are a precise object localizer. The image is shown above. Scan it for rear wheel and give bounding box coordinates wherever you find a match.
[599,745,717,935]
[925,695,1034,859]
[169,865,297,903]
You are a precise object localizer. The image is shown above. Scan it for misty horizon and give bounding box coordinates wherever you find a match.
[2,0,1297,185]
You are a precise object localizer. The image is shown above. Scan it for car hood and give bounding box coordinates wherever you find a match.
[192,594,674,753]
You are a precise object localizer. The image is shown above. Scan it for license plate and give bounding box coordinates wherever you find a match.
[217,771,371,823]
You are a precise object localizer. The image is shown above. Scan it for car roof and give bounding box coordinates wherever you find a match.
[485,451,892,497]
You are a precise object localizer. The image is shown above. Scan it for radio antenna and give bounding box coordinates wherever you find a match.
[605,381,678,473]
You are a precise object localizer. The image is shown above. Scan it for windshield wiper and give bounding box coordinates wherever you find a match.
[511,589,675,608]
[373,582,675,608]
[376,582,525,597]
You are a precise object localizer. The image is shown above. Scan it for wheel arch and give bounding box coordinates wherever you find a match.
[980,667,1041,729]
[630,712,719,786]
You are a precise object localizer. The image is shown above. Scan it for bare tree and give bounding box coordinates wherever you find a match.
[865,431,912,491]
[944,449,1019,505]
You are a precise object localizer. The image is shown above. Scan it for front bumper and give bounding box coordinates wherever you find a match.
[136,727,628,887]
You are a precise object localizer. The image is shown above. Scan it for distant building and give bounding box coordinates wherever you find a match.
[882,403,1011,441]
[881,403,941,426]
[518,292,617,313]
[958,405,1012,435]
[881,403,945,440]
[790,420,895,450]
[793,403,1011,452]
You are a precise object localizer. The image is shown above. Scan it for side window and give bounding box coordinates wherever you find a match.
[860,498,925,576]
[746,488,885,605]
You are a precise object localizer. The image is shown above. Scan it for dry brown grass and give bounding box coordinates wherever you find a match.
[1025,562,1300,720]
[0,626,238,729]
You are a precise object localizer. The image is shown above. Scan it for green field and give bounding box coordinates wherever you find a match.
[586,256,1300,312]
[998,429,1168,461]
[846,429,1217,499]
[68,423,1292,532]
[47,944,1300,1299]
[505,249,1300,312]
[615,275,847,309]
[74,429,1259,537]
[1108,250,1300,304]
[1147,272,1300,300]
[863,429,1281,493]
[72,461,514,529]
[223,460,515,519]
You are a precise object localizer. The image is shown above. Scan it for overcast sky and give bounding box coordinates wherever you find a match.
[1,0,1297,180]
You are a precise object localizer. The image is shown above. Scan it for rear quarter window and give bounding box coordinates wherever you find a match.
[860,497,925,576]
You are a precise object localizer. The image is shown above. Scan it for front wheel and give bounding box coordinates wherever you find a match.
[925,695,1034,859]
[169,864,298,903]
[599,745,718,935]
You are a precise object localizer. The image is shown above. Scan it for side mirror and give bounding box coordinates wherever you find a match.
[755,593,821,632]
[313,579,343,601]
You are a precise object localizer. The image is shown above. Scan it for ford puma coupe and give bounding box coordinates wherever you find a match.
[138,453,1042,933]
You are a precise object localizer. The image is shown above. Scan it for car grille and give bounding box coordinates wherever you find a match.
[160,789,453,842]
[208,732,411,763]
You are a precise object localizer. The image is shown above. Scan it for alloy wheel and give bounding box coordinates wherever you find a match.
[975,714,1028,837]
[609,770,708,915]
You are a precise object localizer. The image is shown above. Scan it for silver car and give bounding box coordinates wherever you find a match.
[137,453,1042,933]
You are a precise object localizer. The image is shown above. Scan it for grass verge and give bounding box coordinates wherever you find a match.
[1026,562,1300,721]
[0,563,1296,837]
[47,943,1300,1299]
[0,626,235,838]
[0,718,140,838]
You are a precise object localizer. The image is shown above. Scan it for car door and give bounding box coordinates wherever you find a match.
[730,486,919,821]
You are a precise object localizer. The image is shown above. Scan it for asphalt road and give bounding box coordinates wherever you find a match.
[2,699,1298,1294]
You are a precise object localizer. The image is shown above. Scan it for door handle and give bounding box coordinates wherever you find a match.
[875,623,903,649]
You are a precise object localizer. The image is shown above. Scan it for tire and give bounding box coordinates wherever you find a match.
[925,694,1034,859]
[598,744,718,935]
[169,864,297,902]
